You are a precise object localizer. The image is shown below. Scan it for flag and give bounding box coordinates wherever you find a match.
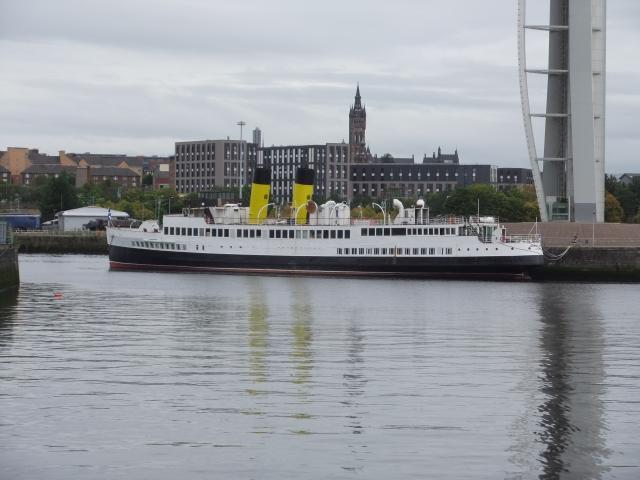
[107,209,112,226]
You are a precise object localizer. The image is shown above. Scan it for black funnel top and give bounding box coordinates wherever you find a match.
[252,168,271,185]
[295,168,315,186]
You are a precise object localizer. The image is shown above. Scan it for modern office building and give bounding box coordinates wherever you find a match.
[252,128,262,148]
[518,0,606,222]
[173,139,258,194]
[257,142,349,204]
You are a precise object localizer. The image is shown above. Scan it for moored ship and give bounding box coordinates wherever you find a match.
[107,168,543,279]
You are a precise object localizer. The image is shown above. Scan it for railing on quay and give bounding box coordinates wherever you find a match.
[13,229,106,237]
[503,234,542,244]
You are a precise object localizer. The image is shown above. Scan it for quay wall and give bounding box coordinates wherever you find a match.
[0,246,19,292]
[504,223,640,281]
[532,247,640,282]
[15,232,108,254]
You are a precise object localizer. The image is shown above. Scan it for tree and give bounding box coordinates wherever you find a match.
[38,172,79,221]
[605,192,624,223]
[142,173,153,187]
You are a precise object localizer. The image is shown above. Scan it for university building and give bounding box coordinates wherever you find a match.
[172,85,533,205]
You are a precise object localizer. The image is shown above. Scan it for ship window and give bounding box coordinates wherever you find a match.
[244,230,249,238]
[392,228,405,236]
[337,230,343,239]
[196,229,201,237]
[256,230,262,238]
[429,248,435,255]
[224,229,229,237]
[351,248,357,254]
[446,248,453,254]
[384,228,390,236]
[302,230,308,239]
[170,227,175,235]
[196,245,199,250]
[368,228,375,236]
[330,230,336,239]
[361,228,368,236]
[421,248,427,255]
[396,248,402,255]
[374,248,380,255]
[337,248,342,254]
[309,230,315,239]
[316,230,322,239]
[269,230,274,238]
[382,248,387,255]
[181,228,186,236]
[359,248,365,255]
[199,228,204,236]
[345,230,350,239]
[376,228,382,236]
[366,248,372,255]
[440,228,445,235]
[405,248,411,255]
[186,228,192,236]
[236,229,241,238]
[323,230,329,239]
[205,229,210,237]
[212,229,217,237]
[276,230,281,238]
[413,248,419,255]
[164,227,168,235]
[250,230,255,238]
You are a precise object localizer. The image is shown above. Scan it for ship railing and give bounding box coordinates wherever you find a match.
[468,215,499,225]
[502,234,541,244]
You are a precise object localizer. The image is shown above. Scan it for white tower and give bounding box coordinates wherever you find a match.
[518,0,606,222]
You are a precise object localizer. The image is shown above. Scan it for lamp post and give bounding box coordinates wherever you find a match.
[592,210,596,246]
[237,120,246,202]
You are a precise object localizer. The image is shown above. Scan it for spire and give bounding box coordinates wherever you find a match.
[354,83,361,107]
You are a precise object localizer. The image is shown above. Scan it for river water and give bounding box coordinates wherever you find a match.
[1,255,639,479]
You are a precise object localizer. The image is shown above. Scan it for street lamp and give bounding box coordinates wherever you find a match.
[237,120,246,202]
[592,210,596,246]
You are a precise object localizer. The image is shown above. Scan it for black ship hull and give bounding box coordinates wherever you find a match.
[109,245,543,280]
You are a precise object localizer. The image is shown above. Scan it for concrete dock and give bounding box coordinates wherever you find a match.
[505,222,640,281]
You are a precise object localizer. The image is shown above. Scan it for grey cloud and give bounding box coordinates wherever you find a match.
[0,0,638,172]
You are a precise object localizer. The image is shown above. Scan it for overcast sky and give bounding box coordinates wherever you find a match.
[1,0,638,172]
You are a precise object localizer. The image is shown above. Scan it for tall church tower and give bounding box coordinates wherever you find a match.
[349,85,368,163]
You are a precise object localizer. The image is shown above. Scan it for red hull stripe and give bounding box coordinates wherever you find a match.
[109,260,527,280]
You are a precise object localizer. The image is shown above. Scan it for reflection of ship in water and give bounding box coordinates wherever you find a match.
[533,285,610,478]
[247,281,269,387]
[343,321,367,436]
[291,287,313,387]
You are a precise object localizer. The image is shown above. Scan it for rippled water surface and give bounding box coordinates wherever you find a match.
[1,255,639,479]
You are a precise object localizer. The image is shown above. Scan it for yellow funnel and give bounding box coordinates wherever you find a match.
[292,168,315,225]
[248,168,271,224]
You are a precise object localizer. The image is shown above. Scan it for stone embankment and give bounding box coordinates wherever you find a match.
[15,231,108,254]
[505,222,640,281]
